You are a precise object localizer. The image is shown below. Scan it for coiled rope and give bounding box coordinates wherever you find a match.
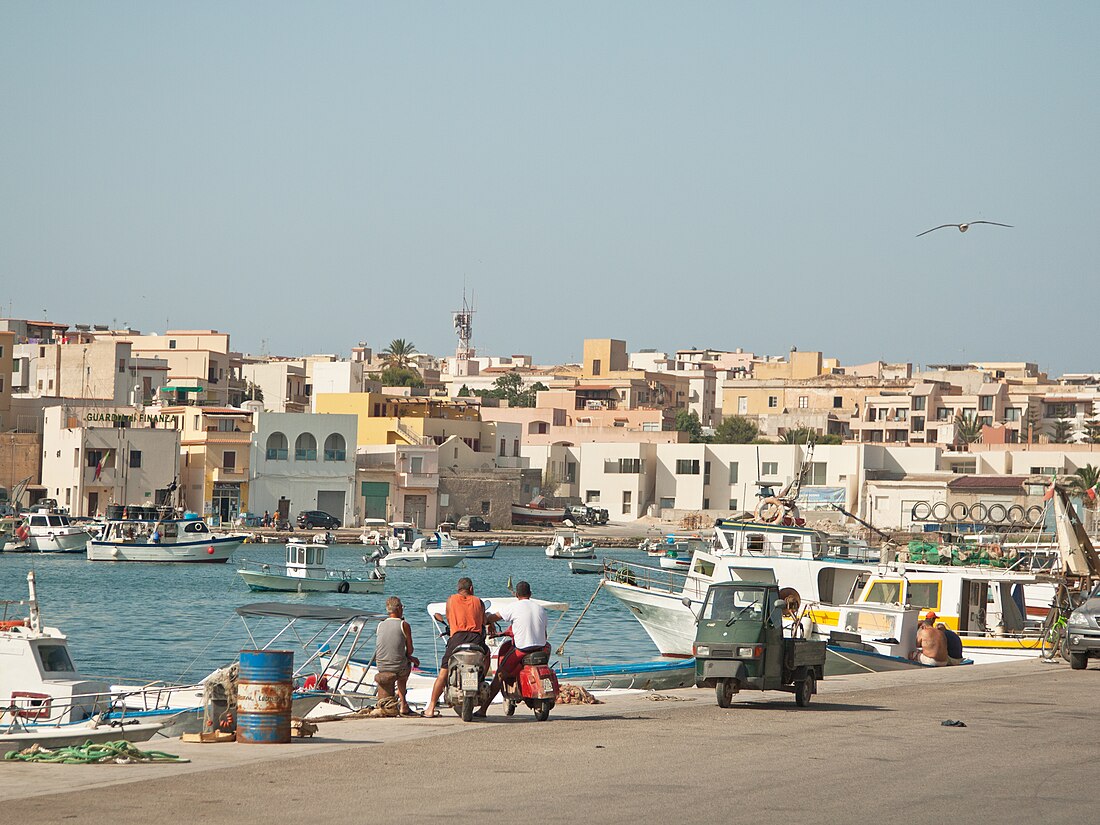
[4,740,189,765]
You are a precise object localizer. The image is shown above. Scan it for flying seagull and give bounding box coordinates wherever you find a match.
[916,220,1013,238]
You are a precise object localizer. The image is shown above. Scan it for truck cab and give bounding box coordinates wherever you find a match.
[691,581,826,707]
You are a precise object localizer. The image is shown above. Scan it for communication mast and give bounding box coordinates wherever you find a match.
[453,292,475,361]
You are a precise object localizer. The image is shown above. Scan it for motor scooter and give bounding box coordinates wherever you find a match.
[497,631,560,722]
[439,629,491,722]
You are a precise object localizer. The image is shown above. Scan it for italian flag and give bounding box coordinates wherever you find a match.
[94,449,111,481]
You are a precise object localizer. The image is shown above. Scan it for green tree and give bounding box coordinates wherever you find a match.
[1086,421,1100,444]
[674,409,706,443]
[954,413,983,445]
[246,381,264,402]
[380,366,424,388]
[381,339,418,371]
[1050,419,1074,444]
[474,371,546,407]
[781,427,821,445]
[1025,406,1043,442]
[713,415,759,444]
[457,384,471,397]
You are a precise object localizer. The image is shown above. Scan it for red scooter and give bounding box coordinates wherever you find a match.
[496,632,560,722]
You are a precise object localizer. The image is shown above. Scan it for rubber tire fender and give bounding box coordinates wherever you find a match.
[337,580,350,594]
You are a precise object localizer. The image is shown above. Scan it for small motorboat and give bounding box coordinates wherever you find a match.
[569,559,604,575]
[1,572,162,748]
[238,540,385,594]
[429,529,500,559]
[367,541,465,569]
[546,530,596,559]
[6,508,93,554]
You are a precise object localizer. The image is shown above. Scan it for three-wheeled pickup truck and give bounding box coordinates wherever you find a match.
[688,581,827,707]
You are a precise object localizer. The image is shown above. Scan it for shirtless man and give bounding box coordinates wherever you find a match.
[912,613,948,666]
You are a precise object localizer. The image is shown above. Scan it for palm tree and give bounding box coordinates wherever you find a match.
[1068,464,1100,506]
[953,413,983,445]
[381,339,417,371]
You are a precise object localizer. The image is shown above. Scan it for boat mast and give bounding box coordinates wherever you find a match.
[26,571,41,632]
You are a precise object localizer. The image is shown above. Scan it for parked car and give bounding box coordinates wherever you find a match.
[297,510,341,529]
[456,515,491,532]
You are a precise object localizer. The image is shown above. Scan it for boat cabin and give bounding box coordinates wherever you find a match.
[286,541,327,579]
[24,512,77,532]
[713,519,878,563]
[99,517,212,545]
[830,602,922,660]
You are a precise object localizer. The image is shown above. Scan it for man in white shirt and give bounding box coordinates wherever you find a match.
[474,581,548,717]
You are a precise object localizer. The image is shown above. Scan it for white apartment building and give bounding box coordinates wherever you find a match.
[41,405,181,516]
[239,362,309,413]
[249,411,357,525]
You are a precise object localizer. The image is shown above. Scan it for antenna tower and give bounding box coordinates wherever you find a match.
[453,291,475,360]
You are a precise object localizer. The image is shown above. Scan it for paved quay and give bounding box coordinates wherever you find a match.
[5,659,1097,824]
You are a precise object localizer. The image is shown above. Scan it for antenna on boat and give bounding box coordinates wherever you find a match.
[26,571,40,633]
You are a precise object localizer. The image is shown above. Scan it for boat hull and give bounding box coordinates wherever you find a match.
[602,580,697,657]
[237,570,384,594]
[87,535,242,562]
[569,560,604,575]
[18,532,91,553]
[0,720,162,749]
[511,505,567,526]
[457,542,499,559]
[379,552,464,569]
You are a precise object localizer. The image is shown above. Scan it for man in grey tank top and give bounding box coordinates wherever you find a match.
[375,597,419,717]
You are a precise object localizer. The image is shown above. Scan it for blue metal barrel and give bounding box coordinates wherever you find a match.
[237,650,294,744]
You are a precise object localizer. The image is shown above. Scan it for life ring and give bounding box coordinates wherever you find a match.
[778,587,801,617]
[755,497,785,524]
[911,501,932,521]
[0,619,27,631]
[337,580,350,594]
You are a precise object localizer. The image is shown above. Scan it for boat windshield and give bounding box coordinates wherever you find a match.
[36,643,76,673]
[702,587,765,623]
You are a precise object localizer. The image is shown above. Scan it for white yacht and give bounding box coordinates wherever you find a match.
[8,508,93,553]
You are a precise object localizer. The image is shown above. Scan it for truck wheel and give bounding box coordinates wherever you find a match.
[505,699,517,716]
[1070,652,1088,670]
[534,699,553,721]
[461,696,475,722]
[795,671,816,707]
[716,679,736,708]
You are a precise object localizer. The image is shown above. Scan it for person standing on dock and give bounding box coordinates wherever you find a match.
[424,577,487,717]
[375,596,420,717]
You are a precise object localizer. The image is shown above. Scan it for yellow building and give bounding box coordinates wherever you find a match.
[163,406,252,523]
[315,392,493,450]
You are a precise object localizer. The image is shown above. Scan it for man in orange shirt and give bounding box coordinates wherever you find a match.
[424,577,487,717]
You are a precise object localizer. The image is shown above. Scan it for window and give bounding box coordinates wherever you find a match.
[907,581,941,611]
[702,498,710,510]
[806,462,827,485]
[565,462,577,483]
[216,418,236,432]
[978,416,993,427]
[118,358,125,374]
[728,499,739,510]
[410,456,423,474]
[912,396,926,411]
[86,449,103,469]
[768,396,778,408]
[193,415,200,428]
[513,439,519,457]
[481,501,490,514]
[586,491,600,503]
[936,407,951,421]
[738,396,748,414]
[704,461,711,484]
[592,359,601,376]
[761,461,778,477]
[622,490,632,515]
[833,396,843,409]
[864,580,903,604]
[1005,408,1022,422]
[911,416,925,433]
[499,438,507,457]
[609,458,642,474]
[729,463,738,483]
[266,432,289,460]
[659,497,675,509]
[781,535,802,554]
[1029,466,1059,476]
[798,396,808,409]
[223,451,236,470]
[295,433,317,461]
[746,534,765,552]
[979,396,993,411]
[37,644,76,674]
[675,459,700,475]
[169,339,176,349]
[129,450,142,469]
[324,433,346,461]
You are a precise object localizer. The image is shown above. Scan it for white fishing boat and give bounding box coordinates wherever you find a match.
[1,572,162,747]
[429,529,500,559]
[237,540,386,594]
[370,544,465,569]
[7,508,92,553]
[87,513,244,562]
[546,530,596,559]
[603,514,1049,665]
[569,559,604,575]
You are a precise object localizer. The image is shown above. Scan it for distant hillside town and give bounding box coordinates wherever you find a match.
[2,310,1099,533]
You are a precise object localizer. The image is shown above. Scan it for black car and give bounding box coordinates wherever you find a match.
[297,510,341,529]
[456,515,491,532]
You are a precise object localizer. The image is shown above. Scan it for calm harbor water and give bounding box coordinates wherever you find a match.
[0,544,664,683]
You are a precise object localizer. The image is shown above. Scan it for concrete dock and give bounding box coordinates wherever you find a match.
[4,659,1097,824]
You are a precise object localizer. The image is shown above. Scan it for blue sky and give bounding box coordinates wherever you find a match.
[2,3,1097,373]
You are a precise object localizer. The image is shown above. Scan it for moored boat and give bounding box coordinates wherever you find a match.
[238,540,385,593]
[87,512,244,562]
[546,530,597,559]
[6,508,92,554]
[512,500,567,526]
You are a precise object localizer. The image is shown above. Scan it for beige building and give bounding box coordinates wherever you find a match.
[162,405,253,523]
[41,405,181,517]
[12,339,168,405]
[239,360,309,413]
[127,330,245,407]
[0,330,12,431]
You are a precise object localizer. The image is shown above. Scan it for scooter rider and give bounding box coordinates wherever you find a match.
[474,580,548,717]
[424,577,487,718]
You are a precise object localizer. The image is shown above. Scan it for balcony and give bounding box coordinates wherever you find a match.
[399,472,439,490]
